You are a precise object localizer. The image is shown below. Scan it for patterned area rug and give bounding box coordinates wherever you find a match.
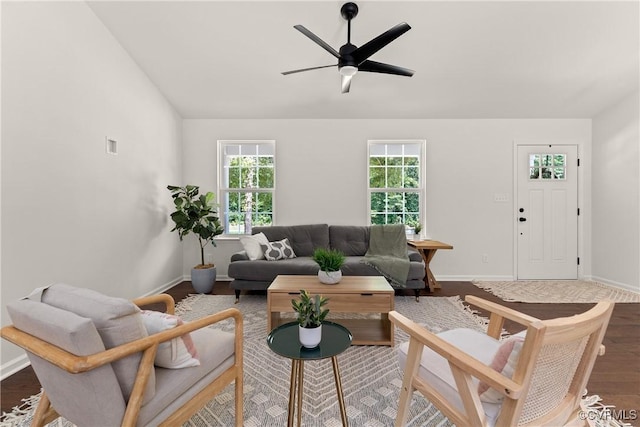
[472,280,640,303]
[0,295,625,426]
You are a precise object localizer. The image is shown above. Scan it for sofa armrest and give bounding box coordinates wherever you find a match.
[230,251,250,262]
[408,250,423,263]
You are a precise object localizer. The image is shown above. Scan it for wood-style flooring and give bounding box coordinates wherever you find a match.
[2,281,638,417]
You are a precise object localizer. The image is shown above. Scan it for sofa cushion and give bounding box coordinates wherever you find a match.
[329,225,370,256]
[7,299,127,426]
[253,224,329,257]
[228,258,320,281]
[40,283,154,403]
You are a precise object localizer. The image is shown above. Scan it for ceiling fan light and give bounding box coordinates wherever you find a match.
[339,66,358,77]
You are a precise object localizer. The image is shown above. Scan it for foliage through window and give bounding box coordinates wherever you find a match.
[529,154,566,180]
[368,140,425,228]
[218,141,275,234]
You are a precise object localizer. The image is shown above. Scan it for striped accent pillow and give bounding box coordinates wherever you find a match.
[140,310,200,369]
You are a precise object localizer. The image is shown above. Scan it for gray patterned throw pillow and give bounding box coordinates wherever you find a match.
[262,238,297,261]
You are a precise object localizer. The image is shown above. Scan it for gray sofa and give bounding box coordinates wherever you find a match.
[228,224,426,301]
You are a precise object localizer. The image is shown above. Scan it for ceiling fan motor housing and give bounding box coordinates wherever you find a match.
[340,2,359,21]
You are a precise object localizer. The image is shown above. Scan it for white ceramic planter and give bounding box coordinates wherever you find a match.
[299,324,322,348]
[318,270,342,284]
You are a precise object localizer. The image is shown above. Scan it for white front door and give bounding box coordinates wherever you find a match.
[516,144,578,279]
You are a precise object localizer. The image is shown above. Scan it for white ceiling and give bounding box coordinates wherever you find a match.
[87,1,639,119]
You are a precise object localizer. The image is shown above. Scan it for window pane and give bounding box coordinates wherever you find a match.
[258,168,274,187]
[404,156,419,166]
[404,167,419,188]
[370,192,386,212]
[542,155,553,167]
[370,156,386,166]
[541,167,552,179]
[405,192,420,212]
[529,154,540,167]
[530,167,540,179]
[387,192,404,212]
[387,157,402,166]
[387,168,402,187]
[371,214,386,225]
[553,154,565,167]
[554,168,565,179]
[369,167,386,188]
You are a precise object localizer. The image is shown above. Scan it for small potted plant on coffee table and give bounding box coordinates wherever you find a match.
[313,248,346,284]
[291,289,329,348]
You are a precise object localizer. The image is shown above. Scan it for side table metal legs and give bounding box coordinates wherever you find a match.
[287,357,348,427]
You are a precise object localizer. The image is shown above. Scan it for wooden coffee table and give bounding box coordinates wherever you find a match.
[267,275,395,346]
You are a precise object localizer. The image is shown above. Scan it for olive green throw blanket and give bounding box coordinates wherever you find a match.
[362,224,410,288]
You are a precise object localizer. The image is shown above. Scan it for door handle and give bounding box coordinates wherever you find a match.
[519,217,527,222]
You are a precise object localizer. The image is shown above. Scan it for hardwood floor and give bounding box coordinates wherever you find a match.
[2,281,638,418]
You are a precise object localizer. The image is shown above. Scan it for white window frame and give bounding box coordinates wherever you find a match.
[367,140,426,230]
[217,140,276,236]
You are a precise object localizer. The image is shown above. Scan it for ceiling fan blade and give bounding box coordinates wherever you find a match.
[282,64,337,75]
[294,25,341,59]
[352,22,411,64]
[358,60,414,77]
[341,75,352,93]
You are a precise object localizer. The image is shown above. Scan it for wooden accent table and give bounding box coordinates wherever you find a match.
[407,240,453,292]
[267,275,394,346]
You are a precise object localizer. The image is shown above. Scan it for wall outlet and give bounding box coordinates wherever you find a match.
[482,254,489,263]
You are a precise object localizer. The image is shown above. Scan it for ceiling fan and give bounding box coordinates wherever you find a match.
[282,2,414,93]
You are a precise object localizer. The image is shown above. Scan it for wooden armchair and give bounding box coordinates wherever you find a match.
[390,296,614,427]
[1,284,243,427]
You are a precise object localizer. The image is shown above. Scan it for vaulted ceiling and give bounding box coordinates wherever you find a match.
[87,1,639,119]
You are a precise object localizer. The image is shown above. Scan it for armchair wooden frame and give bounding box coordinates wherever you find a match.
[390,295,614,427]
[1,294,244,427]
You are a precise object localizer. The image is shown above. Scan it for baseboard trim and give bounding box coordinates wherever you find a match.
[588,275,640,294]
[438,275,515,282]
[1,354,30,381]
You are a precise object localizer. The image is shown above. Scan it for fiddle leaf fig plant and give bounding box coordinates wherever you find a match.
[168,185,224,267]
[291,289,330,328]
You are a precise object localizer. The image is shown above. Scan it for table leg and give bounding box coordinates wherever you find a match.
[418,249,440,291]
[288,360,299,427]
[297,361,304,427]
[331,356,348,426]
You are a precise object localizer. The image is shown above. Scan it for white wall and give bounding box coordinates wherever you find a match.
[592,92,640,291]
[1,2,183,377]
[182,119,591,281]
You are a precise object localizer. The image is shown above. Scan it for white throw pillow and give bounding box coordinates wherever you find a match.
[262,238,297,261]
[478,335,525,403]
[239,232,269,260]
[140,310,200,369]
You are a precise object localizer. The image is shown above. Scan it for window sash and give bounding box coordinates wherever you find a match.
[218,140,276,235]
[367,140,425,227]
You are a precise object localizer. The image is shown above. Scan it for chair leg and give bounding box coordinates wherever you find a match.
[395,339,423,427]
[32,392,58,427]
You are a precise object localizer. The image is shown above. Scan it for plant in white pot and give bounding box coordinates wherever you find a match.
[291,289,329,348]
[168,185,224,294]
[312,248,346,284]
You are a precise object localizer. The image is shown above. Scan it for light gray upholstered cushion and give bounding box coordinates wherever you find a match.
[7,299,127,426]
[40,284,155,403]
[137,327,236,426]
[253,224,330,257]
[397,328,502,427]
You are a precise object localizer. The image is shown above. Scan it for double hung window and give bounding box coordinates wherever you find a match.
[367,140,425,227]
[218,140,275,235]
